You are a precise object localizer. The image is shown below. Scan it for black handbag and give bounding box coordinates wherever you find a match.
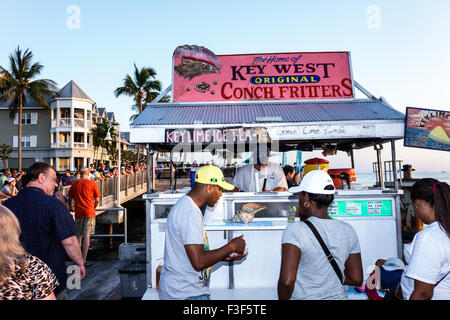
[304,220,344,285]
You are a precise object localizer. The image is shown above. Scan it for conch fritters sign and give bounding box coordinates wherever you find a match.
[172,45,354,102]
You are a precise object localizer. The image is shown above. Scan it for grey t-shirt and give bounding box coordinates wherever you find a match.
[159,195,210,300]
[281,216,361,300]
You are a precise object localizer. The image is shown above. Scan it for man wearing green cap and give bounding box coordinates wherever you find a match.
[159,165,247,300]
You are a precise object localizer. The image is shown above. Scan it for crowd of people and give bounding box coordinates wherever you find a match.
[0,162,147,200]
[0,161,147,300]
[0,159,449,300]
[158,164,450,301]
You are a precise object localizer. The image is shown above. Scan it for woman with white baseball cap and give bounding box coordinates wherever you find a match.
[278,170,363,300]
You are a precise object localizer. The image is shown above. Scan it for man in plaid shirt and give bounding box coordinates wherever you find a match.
[4,162,85,300]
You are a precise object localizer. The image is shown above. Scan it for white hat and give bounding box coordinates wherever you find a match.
[6,177,15,183]
[289,170,335,195]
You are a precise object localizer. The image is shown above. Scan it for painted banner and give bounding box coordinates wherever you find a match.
[165,127,257,145]
[172,45,353,102]
[404,107,450,151]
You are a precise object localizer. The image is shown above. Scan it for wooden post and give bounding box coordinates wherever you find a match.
[109,224,113,249]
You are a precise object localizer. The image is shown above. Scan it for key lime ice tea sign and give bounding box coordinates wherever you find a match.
[327,200,392,217]
[172,45,354,102]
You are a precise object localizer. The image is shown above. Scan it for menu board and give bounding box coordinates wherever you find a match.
[328,200,392,217]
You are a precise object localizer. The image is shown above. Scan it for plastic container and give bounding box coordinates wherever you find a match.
[303,158,330,175]
[287,206,296,223]
[190,167,198,188]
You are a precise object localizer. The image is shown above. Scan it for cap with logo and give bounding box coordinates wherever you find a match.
[289,170,335,195]
[195,165,235,191]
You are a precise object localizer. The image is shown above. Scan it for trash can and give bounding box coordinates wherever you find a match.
[119,261,147,299]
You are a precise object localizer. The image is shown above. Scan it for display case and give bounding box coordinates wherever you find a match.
[144,189,403,295]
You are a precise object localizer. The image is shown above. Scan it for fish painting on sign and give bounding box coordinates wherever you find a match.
[404,107,450,152]
[172,46,354,103]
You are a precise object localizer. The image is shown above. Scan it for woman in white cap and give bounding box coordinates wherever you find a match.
[278,170,363,300]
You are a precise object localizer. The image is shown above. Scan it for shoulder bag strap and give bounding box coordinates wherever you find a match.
[435,269,450,287]
[304,220,344,285]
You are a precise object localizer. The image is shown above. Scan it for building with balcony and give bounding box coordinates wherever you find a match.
[0,80,129,172]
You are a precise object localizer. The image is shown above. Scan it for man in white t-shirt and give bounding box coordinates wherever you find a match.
[159,165,247,300]
[232,147,288,192]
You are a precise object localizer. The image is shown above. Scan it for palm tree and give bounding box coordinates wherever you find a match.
[0,47,56,171]
[0,144,13,170]
[114,63,163,166]
[129,93,171,122]
[91,118,118,165]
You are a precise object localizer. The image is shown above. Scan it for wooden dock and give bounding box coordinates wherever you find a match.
[66,261,122,300]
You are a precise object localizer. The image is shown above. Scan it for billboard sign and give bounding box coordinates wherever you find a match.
[404,107,450,151]
[172,45,354,103]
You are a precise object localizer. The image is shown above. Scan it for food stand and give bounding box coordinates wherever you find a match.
[130,46,405,299]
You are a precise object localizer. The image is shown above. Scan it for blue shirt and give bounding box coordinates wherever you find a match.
[61,175,76,186]
[3,187,76,294]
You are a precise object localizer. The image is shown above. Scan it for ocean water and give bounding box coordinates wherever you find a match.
[356,171,450,186]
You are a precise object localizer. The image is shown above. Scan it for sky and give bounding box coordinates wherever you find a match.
[1,0,450,173]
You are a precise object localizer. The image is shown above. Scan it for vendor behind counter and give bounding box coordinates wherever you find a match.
[231,148,288,192]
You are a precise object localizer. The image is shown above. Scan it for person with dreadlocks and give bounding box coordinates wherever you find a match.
[399,178,450,300]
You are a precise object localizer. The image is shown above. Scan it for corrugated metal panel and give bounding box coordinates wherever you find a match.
[132,99,405,126]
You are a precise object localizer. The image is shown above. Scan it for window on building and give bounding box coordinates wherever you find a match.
[74,132,84,143]
[22,113,32,124]
[14,112,37,125]
[58,158,70,171]
[74,108,85,119]
[13,136,37,148]
[59,132,70,143]
[60,108,70,119]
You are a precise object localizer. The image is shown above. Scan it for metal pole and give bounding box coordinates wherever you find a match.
[375,144,385,189]
[169,150,174,190]
[350,149,355,169]
[124,208,128,244]
[145,198,152,288]
[117,131,121,207]
[146,144,151,193]
[391,139,398,191]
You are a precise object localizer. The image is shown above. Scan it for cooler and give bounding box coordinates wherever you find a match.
[303,158,329,175]
[328,168,356,189]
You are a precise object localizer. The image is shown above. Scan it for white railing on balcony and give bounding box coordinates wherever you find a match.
[73,142,85,148]
[60,118,71,127]
[51,142,57,148]
[59,142,70,148]
[74,118,85,128]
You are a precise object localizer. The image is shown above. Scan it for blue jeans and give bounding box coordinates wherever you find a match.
[185,294,210,300]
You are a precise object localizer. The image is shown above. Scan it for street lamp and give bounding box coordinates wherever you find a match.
[104,125,121,207]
